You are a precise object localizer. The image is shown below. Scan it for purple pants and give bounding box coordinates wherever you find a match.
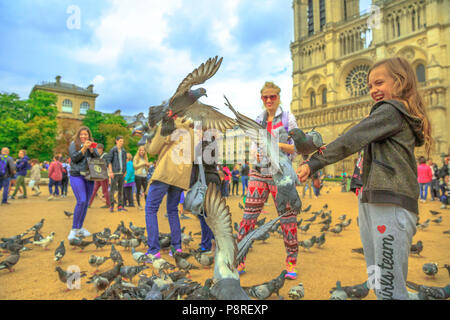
[70,175,94,229]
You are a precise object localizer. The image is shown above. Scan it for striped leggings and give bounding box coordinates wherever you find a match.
[237,169,299,265]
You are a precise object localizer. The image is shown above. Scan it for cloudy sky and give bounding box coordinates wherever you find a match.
[0,0,371,120]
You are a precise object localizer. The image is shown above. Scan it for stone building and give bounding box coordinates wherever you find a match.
[290,0,449,176]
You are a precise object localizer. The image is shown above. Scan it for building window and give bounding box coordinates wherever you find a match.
[322,88,327,105]
[345,65,370,97]
[343,0,348,20]
[416,64,426,83]
[62,99,73,113]
[80,101,90,115]
[319,0,326,31]
[310,91,316,108]
[396,16,401,37]
[308,0,314,36]
[411,9,416,32]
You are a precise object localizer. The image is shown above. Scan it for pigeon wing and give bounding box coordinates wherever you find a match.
[203,183,237,278]
[176,100,236,132]
[170,56,223,105]
[236,212,288,267]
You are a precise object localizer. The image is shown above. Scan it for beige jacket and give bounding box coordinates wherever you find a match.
[144,119,194,190]
[133,156,148,177]
[30,165,41,182]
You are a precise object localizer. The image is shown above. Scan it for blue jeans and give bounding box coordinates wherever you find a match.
[198,214,214,250]
[419,182,430,200]
[145,181,183,254]
[0,178,10,203]
[49,178,61,196]
[70,175,94,229]
[241,176,248,196]
[221,180,230,197]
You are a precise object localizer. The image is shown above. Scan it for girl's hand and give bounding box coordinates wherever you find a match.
[297,164,311,183]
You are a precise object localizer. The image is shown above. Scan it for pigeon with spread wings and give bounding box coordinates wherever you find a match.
[132,56,235,145]
[224,95,301,213]
[203,183,250,300]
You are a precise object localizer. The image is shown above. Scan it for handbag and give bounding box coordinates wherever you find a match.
[184,156,207,216]
[84,157,109,181]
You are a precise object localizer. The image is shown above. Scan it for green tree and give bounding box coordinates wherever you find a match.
[98,123,132,153]
[19,116,58,161]
[82,109,106,146]
[0,117,26,151]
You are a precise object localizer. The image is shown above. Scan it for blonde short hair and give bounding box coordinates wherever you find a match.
[260,81,281,95]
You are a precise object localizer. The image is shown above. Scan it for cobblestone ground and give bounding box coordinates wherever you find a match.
[0,182,448,300]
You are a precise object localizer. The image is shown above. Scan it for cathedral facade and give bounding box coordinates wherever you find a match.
[290,0,449,176]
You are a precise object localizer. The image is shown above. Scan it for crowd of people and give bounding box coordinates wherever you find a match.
[1,57,449,300]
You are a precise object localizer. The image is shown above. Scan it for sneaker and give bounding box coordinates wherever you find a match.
[145,250,160,259]
[195,247,212,254]
[285,262,297,280]
[237,262,246,275]
[169,248,183,257]
[68,229,80,241]
[441,204,447,209]
[1,202,10,205]
[100,205,109,209]
[77,228,91,237]
[18,195,27,199]
[138,205,143,211]
[48,196,54,201]
[8,196,15,200]
[118,206,128,212]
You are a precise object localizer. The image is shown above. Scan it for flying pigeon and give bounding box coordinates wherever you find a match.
[287,128,324,160]
[54,241,66,262]
[202,183,250,300]
[288,282,305,300]
[224,95,301,213]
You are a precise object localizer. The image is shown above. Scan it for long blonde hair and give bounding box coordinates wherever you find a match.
[368,57,432,156]
[134,146,148,163]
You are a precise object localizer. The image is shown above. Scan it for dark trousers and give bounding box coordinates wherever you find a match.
[232,180,239,195]
[124,186,134,206]
[61,176,69,195]
[0,178,10,203]
[135,176,148,207]
[221,180,230,197]
[89,179,110,207]
[110,174,124,207]
[49,178,61,196]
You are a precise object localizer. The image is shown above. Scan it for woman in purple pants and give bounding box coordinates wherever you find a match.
[67,126,99,241]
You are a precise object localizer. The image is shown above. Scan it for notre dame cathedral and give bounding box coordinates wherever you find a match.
[290,0,449,176]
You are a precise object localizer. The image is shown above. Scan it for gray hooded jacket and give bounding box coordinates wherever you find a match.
[307,100,424,214]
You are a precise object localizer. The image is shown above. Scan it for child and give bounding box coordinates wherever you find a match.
[123,153,135,207]
[297,57,432,299]
[48,155,63,200]
[29,159,41,196]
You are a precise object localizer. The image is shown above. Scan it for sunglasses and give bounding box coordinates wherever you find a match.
[261,95,278,102]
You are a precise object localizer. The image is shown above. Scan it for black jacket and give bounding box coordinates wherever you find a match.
[68,141,100,177]
[105,146,127,174]
[308,100,424,214]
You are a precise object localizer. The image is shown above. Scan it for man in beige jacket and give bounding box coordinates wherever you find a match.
[142,119,194,258]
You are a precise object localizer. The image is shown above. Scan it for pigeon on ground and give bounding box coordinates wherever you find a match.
[299,223,311,233]
[432,216,442,224]
[320,223,331,232]
[184,278,214,300]
[110,244,123,264]
[145,282,163,300]
[118,238,141,250]
[417,219,430,230]
[410,240,423,256]
[0,252,20,272]
[330,224,343,235]
[423,263,439,278]
[166,270,190,282]
[352,248,364,255]
[33,231,55,249]
[64,211,73,219]
[55,266,87,288]
[87,262,123,283]
[69,238,93,252]
[170,246,192,259]
[332,281,370,300]
[323,204,328,209]
[315,233,326,248]
[93,233,113,250]
[181,232,194,247]
[338,214,347,221]
[1,232,28,243]
[298,236,316,251]
[318,216,332,225]
[120,265,149,282]
[238,202,244,210]
[302,204,312,213]
[91,275,109,293]
[288,128,324,160]
[225,96,301,213]
[88,255,111,272]
[159,235,172,250]
[288,283,305,300]
[33,231,44,242]
[296,218,303,228]
[173,251,199,272]
[304,215,318,223]
[444,230,450,234]
[27,218,45,232]
[202,183,250,300]
[442,264,450,278]
[330,281,348,300]
[406,281,450,300]
[234,222,240,233]
[131,248,152,265]
[429,210,441,216]
[255,217,267,228]
[193,252,214,269]
[243,280,277,300]
[151,256,176,272]
[129,222,145,237]
[54,241,66,262]
[342,218,352,229]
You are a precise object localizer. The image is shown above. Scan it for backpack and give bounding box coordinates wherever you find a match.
[0,155,8,178]
[257,110,294,160]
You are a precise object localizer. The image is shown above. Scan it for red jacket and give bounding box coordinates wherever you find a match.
[222,166,231,181]
[417,163,432,184]
[48,161,63,181]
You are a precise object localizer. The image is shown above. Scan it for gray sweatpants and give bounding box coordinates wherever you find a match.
[358,195,417,300]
